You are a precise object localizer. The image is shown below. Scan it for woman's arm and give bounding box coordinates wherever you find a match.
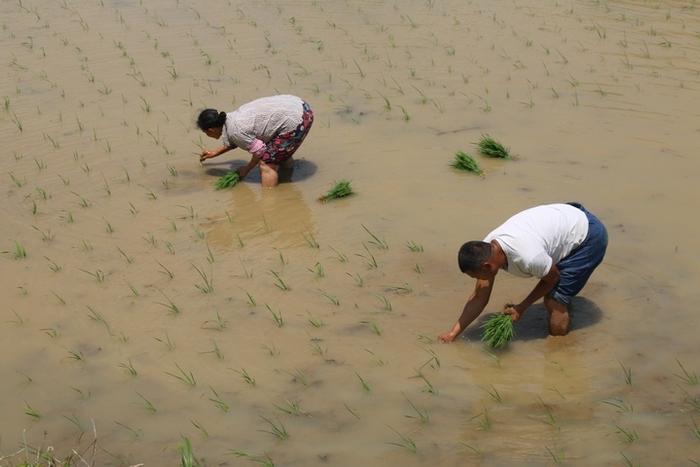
[236,154,261,179]
[200,144,237,162]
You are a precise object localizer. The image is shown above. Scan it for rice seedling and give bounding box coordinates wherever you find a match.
[414,264,423,274]
[13,241,27,259]
[269,270,290,291]
[80,239,94,252]
[71,191,91,208]
[232,368,256,387]
[483,384,503,403]
[104,220,114,234]
[118,358,138,377]
[156,261,174,279]
[403,394,430,423]
[264,304,285,327]
[601,397,634,413]
[202,311,228,331]
[128,202,138,215]
[545,446,565,465]
[308,262,325,277]
[619,361,632,385]
[215,170,240,190]
[200,339,224,359]
[67,350,84,361]
[691,417,700,440]
[193,264,214,293]
[87,306,112,335]
[114,420,143,439]
[452,151,484,175]
[259,416,289,440]
[346,272,364,287]
[472,409,491,431]
[320,290,339,306]
[274,399,305,416]
[178,436,201,467]
[155,331,175,350]
[615,424,639,443]
[674,359,699,385]
[400,106,411,121]
[386,426,417,453]
[318,179,354,202]
[406,241,423,252]
[165,363,197,387]
[361,320,382,336]
[362,224,389,249]
[63,414,86,433]
[386,283,413,295]
[24,402,41,419]
[208,387,230,412]
[78,268,106,283]
[476,134,510,158]
[480,313,514,348]
[378,295,393,311]
[117,247,134,264]
[620,451,639,467]
[191,419,209,438]
[136,392,157,413]
[329,246,348,262]
[230,450,276,466]
[355,372,371,392]
[9,172,25,187]
[356,244,378,269]
[414,372,438,395]
[156,290,180,315]
[126,282,139,297]
[45,256,62,272]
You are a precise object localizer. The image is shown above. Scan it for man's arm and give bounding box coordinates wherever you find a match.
[438,277,494,343]
[505,264,560,320]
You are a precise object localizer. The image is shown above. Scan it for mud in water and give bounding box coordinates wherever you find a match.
[1,0,699,465]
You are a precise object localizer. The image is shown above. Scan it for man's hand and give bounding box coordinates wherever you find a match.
[438,331,457,343]
[503,303,522,321]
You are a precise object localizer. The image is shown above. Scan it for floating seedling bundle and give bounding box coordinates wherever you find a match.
[214,171,240,190]
[476,134,510,159]
[452,151,483,175]
[319,180,354,202]
[481,313,514,349]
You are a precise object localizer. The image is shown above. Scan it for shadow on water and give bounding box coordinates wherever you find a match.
[203,157,317,184]
[461,296,603,343]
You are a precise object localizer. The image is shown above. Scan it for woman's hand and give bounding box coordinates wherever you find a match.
[200,150,217,162]
[438,331,457,343]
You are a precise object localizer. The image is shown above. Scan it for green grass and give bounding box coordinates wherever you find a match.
[319,179,353,202]
[480,313,514,349]
[452,151,483,175]
[214,170,240,190]
[476,134,510,158]
[178,436,201,467]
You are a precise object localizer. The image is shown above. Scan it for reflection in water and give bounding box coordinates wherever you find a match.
[205,181,315,250]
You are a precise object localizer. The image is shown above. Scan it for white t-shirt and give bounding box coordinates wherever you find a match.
[222,95,304,150]
[483,204,589,278]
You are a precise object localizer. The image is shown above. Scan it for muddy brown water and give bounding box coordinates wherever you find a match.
[1,0,699,465]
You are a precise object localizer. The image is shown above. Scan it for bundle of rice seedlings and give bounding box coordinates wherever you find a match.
[480,313,514,349]
[476,134,510,159]
[318,180,353,202]
[452,151,483,175]
[214,170,240,190]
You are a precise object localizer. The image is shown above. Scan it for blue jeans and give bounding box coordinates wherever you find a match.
[548,203,608,305]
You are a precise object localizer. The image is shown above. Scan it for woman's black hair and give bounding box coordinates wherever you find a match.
[197,108,227,130]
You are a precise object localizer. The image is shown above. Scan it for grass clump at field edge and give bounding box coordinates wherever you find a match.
[480,313,514,349]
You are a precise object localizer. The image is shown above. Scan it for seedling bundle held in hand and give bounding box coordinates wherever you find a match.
[319,180,354,202]
[481,313,514,349]
[214,171,240,190]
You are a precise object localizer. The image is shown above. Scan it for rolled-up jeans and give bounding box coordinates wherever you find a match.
[548,202,608,306]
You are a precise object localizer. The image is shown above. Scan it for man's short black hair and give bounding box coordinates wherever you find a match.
[458,241,492,273]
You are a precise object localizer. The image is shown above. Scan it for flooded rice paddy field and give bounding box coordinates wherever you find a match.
[1,0,699,465]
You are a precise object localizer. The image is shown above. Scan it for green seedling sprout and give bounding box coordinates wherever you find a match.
[302,232,320,248]
[136,392,157,413]
[177,436,201,467]
[406,241,423,252]
[259,416,289,440]
[274,399,304,416]
[165,363,196,386]
[361,224,388,249]
[193,264,214,293]
[269,270,290,291]
[265,304,284,327]
[355,372,371,392]
[619,361,632,385]
[476,134,510,158]
[615,424,639,443]
[452,151,484,175]
[209,387,230,412]
[403,394,430,423]
[674,359,699,385]
[386,426,417,453]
